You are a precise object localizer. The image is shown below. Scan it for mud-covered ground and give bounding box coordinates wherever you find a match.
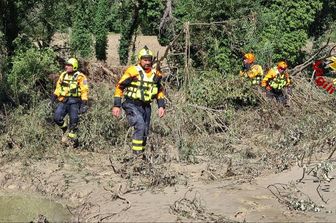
[1,146,336,222]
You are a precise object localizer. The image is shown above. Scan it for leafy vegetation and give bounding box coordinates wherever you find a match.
[94,0,109,61]
[1,1,336,221]
[0,0,335,189]
[70,0,94,59]
[7,46,58,106]
[118,0,141,65]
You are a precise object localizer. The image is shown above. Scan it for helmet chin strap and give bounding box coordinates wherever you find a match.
[243,63,251,70]
[65,67,75,74]
[144,67,152,73]
[139,62,152,72]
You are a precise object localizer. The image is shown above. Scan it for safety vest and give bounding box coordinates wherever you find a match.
[241,65,262,85]
[125,65,159,102]
[269,68,288,90]
[251,75,262,85]
[326,57,336,71]
[59,71,82,97]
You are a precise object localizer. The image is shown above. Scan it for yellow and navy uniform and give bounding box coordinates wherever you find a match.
[261,67,291,90]
[54,71,89,102]
[113,64,165,108]
[240,64,264,85]
[113,64,165,153]
[326,56,336,71]
[53,70,89,147]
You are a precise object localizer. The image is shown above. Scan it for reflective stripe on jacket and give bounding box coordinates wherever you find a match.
[326,56,336,71]
[113,64,165,107]
[54,71,89,101]
[240,64,264,85]
[262,67,291,90]
[124,65,159,102]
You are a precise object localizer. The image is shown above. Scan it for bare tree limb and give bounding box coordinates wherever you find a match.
[316,183,328,204]
[100,65,116,77]
[90,184,132,221]
[289,38,332,76]
[108,155,119,174]
[329,45,336,56]
[159,0,173,35]
[297,165,306,183]
[158,30,184,62]
[327,146,336,160]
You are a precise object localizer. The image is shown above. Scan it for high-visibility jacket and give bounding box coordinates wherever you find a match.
[54,71,89,101]
[262,67,291,90]
[114,65,165,107]
[326,56,336,71]
[240,64,264,85]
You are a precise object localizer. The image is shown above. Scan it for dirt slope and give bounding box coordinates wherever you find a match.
[51,33,167,66]
[106,34,167,66]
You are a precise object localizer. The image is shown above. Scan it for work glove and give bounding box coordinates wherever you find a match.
[79,100,88,114]
[51,94,57,103]
[242,63,251,71]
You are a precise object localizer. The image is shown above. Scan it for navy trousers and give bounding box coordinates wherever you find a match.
[54,97,80,132]
[266,89,288,104]
[122,100,151,150]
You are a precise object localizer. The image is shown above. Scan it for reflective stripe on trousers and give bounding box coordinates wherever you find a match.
[122,100,151,151]
[54,97,81,137]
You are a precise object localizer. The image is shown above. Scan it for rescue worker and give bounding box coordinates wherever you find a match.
[261,61,292,105]
[313,56,336,76]
[240,53,264,85]
[326,56,336,72]
[51,58,89,148]
[325,56,336,85]
[112,46,166,155]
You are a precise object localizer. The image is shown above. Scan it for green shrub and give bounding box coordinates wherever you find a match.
[187,70,259,109]
[94,0,109,61]
[0,32,7,104]
[7,47,58,106]
[0,101,58,160]
[78,83,129,151]
[0,83,129,159]
[70,1,94,59]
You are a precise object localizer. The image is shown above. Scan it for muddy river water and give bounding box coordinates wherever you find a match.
[0,191,71,222]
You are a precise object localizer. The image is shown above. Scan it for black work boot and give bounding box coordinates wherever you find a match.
[60,121,68,134]
[67,131,79,148]
[71,138,79,148]
[133,150,143,155]
[61,126,67,134]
